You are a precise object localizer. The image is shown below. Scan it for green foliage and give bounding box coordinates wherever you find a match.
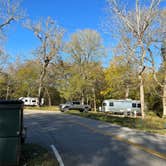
[57,61,106,106]
[144,72,163,116]
[102,55,139,99]
[9,60,40,99]
[57,29,106,104]
[0,73,8,99]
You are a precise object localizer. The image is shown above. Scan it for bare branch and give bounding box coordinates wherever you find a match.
[0,17,14,29]
[147,47,164,88]
[0,0,25,30]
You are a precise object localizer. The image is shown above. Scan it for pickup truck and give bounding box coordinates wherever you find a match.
[60,101,91,112]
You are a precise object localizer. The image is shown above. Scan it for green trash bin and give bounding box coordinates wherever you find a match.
[0,100,24,166]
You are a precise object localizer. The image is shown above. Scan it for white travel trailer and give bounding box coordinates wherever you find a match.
[19,97,44,106]
[100,99,141,115]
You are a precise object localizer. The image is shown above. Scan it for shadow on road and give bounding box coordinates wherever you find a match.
[24,111,166,166]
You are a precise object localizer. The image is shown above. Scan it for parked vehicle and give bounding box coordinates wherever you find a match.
[100,99,141,115]
[60,101,91,112]
[19,97,44,106]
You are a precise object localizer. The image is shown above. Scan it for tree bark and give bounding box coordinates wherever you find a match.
[45,87,52,106]
[86,97,89,105]
[6,86,9,100]
[125,85,129,99]
[139,74,145,119]
[92,88,97,112]
[81,91,84,105]
[162,43,166,118]
[38,82,43,106]
[38,61,49,106]
[162,71,166,118]
[139,43,146,119]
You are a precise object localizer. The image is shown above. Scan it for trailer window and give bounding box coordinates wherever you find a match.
[73,101,80,105]
[25,100,28,102]
[103,103,107,106]
[109,102,114,106]
[137,103,141,108]
[132,103,136,108]
[32,100,36,103]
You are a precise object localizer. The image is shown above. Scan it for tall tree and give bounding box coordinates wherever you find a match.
[65,29,106,108]
[106,0,161,118]
[25,17,64,106]
[0,0,24,71]
[139,9,166,118]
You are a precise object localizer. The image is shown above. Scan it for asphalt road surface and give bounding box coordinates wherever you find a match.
[24,110,166,166]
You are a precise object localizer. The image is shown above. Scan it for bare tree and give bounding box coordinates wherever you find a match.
[0,0,24,30]
[25,17,64,106]
[106,0,161,119]
[0,0,24,70]
[161,40,166,118]
[129,8,166,117]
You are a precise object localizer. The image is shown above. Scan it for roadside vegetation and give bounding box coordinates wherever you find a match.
[67,110,166,135]
[25,106,60,111]
[20,144,58,166]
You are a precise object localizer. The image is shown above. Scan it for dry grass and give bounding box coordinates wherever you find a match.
[25,106,60,111]
[20,143,59,166]
[67,110,166,135]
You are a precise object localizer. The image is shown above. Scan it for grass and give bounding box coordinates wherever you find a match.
[20,143,59,166]
[25,106,60,111]
[66,110,166,135]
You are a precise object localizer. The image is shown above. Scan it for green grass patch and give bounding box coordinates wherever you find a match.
[67,110,166,135]
[20,143,59,166]
[25,106,60,111]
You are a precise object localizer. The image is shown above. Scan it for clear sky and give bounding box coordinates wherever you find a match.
[4,0,166,66]
[6,0,111,65]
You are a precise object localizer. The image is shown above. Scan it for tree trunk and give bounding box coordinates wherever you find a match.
[38,80,43,106]
[6,86,9,100]
[86,97,89,105]
[27,89,30,97]
[92,88,96,112]
[162,45,166,118]
[81,91,84,105]
[45,88,52,106]
[38,62,49,106]
[139,74,145,119]
[125,85,129,99]
[162,72,166,118]
[139,43,146,119]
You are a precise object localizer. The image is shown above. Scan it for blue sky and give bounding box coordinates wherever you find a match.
[6,0,111,65]
[5,0,166,67]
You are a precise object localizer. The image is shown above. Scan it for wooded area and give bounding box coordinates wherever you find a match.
[0,0,165,118]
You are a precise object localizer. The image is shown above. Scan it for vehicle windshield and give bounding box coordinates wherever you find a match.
[73,101,80,105]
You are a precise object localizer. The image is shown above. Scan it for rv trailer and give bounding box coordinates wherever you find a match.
[19,97,44,106]
[100,99,141,115]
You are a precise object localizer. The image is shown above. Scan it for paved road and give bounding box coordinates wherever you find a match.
[24,110,166,166]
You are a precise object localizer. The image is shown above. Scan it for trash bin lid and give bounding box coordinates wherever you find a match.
[0,100,24,109]
[0,100,24,104]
